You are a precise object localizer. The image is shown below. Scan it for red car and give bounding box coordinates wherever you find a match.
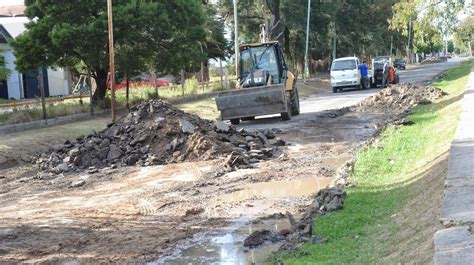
[107,74,171,90]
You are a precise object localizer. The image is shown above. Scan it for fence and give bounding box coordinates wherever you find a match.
[0,78,237,126]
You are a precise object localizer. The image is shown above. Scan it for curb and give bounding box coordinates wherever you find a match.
[0,110,109,135]
[434,66,474,264]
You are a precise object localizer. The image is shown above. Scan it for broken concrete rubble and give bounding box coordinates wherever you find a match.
[355,84,447,113]
[279,187,346,251]
[35,100,283,174]
[243,229,284,248]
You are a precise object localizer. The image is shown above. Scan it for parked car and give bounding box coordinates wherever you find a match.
[117,78,170,89]
[108,75,171,90]
[393,59,406,70]
[330,57,372,93]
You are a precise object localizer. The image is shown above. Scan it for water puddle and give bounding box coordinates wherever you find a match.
[219,178,335,203]
[153,218,291,265]
[319,155,352,170]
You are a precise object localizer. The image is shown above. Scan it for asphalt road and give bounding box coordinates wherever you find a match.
[239,58,466,131]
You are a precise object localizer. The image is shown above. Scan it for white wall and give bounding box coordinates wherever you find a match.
[0,43,21,99]
[47,68,69,97]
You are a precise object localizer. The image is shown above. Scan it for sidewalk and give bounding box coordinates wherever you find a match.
[434,67,474,264]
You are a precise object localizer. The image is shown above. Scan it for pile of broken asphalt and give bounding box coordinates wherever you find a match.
[243,187,347,250]
[35,100,285,176]
[354,83,447,113]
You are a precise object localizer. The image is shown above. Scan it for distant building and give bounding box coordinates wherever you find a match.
[0,5,72,100]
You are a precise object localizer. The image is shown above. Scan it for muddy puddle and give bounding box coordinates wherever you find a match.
[219,178,335,203]
[319,155,352,169]
[153,155,350,264]
[153,218,291,265]
[154,177,334,264]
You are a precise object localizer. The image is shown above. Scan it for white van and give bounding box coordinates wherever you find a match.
[330,57,369,93]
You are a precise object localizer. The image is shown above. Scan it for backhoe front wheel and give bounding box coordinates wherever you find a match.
[281,92,292,121]
[230,119,240,125]
[290,87,300,116]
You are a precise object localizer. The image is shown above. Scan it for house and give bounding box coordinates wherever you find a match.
[0,5,72,100]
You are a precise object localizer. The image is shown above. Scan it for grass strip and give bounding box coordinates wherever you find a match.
[272,59,473,264]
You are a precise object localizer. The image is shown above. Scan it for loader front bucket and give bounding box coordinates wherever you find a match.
[215,84,288,121]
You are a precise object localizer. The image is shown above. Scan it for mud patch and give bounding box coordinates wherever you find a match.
[219,178,335,203]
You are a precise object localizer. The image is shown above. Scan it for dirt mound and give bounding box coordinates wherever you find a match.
[354,84,447,113]
[36,100,282,174]
[421,57,441,64]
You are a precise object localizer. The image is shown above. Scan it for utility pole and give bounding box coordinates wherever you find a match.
[233,0,239,78]
[89,73,94,116]
[390,35,393,57]
[332,16,337,60]
[219,58,224,90]
[38,68,47,122]
[407,20,412,63]
[469,41,473,57]
[303,0,311,82]
[107,0,116,122]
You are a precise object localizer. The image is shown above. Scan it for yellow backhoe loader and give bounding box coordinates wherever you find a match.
[215,39,300,125]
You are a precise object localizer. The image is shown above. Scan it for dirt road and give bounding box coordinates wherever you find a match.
[0,60,462,264]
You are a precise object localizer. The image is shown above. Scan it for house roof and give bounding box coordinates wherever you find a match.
[0,16,28,42]
[0,5,26,17]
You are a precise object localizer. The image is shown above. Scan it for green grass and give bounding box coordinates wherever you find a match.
[0,100,90,125]
[272,59,473,264]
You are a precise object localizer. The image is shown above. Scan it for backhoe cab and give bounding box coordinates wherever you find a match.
[215,41,299,125]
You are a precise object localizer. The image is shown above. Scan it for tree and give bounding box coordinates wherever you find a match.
[202,3,228,60]
[454,16,474,55]
[10,0,208,102]
[391,0,466,57]
[427,0,465,53]
[0,46,10,81]
[219,0,399,76]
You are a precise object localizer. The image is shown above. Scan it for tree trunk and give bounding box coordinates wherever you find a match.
[270,0,282,43]
[126,72,130,111]
[92,69,108,102]
[284,26,290,55]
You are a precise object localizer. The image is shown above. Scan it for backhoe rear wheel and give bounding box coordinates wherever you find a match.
[290,86,300,116]
[230,119,240,125]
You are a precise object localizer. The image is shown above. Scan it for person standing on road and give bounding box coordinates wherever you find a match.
[383,60,390,87]
[360,60,369,89]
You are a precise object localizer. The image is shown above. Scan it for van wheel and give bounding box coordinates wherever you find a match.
[230,119,240,125]
[290,87,300,116]
[333,87,338,93]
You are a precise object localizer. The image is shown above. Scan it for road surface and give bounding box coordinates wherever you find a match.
[239,58,465,131]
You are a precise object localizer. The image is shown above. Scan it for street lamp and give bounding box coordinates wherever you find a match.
[233,0,239,79]
[303,0,311,82]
